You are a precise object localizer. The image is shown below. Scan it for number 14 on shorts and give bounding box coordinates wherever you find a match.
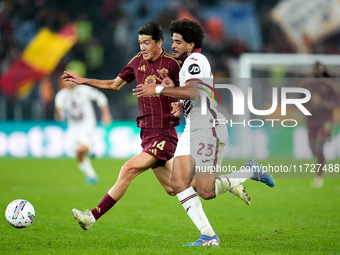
[149,140,166,155]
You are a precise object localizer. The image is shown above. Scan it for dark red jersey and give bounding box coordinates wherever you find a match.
[119,50,181,129]
[300,78,340,127]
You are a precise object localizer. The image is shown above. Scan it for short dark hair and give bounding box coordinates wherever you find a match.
[137,21,164,42]
[169,19,205,48]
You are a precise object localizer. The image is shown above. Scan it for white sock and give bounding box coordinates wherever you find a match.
[177,186,215,237]
[78,157,97,178]
[215,169,253,197]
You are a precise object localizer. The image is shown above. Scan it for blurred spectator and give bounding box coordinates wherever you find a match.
[84,37,104,73]
[14,19,38,49]
[76,14,92,45]
[112,14,132,63]
[205,16,224,43]
[1,0,340,121]
[0,45,20,73]
[226,38,249,58]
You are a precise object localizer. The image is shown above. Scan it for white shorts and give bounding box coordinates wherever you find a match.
[67,126,94,152]
[174,124,228,167]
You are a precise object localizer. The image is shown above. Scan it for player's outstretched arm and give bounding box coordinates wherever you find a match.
[61,71,128,91]
[133,81,198,100]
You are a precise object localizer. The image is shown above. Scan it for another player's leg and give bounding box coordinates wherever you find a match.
[216,159,275,189]
[72,152,158,230]
[195,128,251,205]
[247,159,275,187]
[150,127,179,196]
[312,134,327,187]
[77,144,99,185]
[214,159,274,205]
[153,158,198,196]
[153,158,176,196]
[308,128,324,187]
[171,155,219,246]
[194,161,251,205]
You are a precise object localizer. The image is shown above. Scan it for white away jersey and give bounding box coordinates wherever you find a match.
[180,52,225,131]
[55,85,108,129]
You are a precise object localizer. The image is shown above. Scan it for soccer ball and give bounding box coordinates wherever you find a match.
[5,199,35,228]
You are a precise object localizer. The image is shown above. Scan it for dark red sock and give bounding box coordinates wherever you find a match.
[91,193,117,220]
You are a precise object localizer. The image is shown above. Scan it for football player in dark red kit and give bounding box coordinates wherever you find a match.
[300,62,340,187]
[62,21,183,230]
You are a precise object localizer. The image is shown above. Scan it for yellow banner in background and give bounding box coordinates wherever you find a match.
[22,25,77,73]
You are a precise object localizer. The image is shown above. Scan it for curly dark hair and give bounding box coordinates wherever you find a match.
[137,21,164,42]
[169,19,205,48]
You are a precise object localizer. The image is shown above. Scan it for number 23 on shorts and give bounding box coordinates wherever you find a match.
[197,142,214,156]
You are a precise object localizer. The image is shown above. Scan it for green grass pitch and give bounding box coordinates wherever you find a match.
[1,157,339,254]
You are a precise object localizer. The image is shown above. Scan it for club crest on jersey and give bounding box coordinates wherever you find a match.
[145,75,156,85]
[188,64,201,75]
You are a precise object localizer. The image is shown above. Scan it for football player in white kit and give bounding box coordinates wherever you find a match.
[55,74,112,185]
[133,19,275,247]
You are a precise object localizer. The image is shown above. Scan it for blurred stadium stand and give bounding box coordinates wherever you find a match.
[0,0,340,121]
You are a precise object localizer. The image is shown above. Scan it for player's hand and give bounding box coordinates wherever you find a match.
[101,114,112,126]
[132,84,157,97]
[54,107,65,122]
[61,71,85,84]
[171,102,183,117]
[155,69,175,88]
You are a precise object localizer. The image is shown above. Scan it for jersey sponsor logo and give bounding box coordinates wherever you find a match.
[144,75,156,85]
[190,57,198,61]
[138,65,146,72]
[188,64,201,75]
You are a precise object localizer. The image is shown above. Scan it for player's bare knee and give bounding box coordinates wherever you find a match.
[170,178,178,191]
[76,151,85,162]
[167,191,176,196]
[164,186,176,196]
[119,165,137,182]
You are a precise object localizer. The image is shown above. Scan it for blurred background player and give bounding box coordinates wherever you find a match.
[55,68,112,185]
[300,62,340,187]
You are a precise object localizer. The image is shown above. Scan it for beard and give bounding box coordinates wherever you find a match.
[173,50,187,61]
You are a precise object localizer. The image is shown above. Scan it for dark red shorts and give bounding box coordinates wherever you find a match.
[140,127,178,169]
[308,121,332,140]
